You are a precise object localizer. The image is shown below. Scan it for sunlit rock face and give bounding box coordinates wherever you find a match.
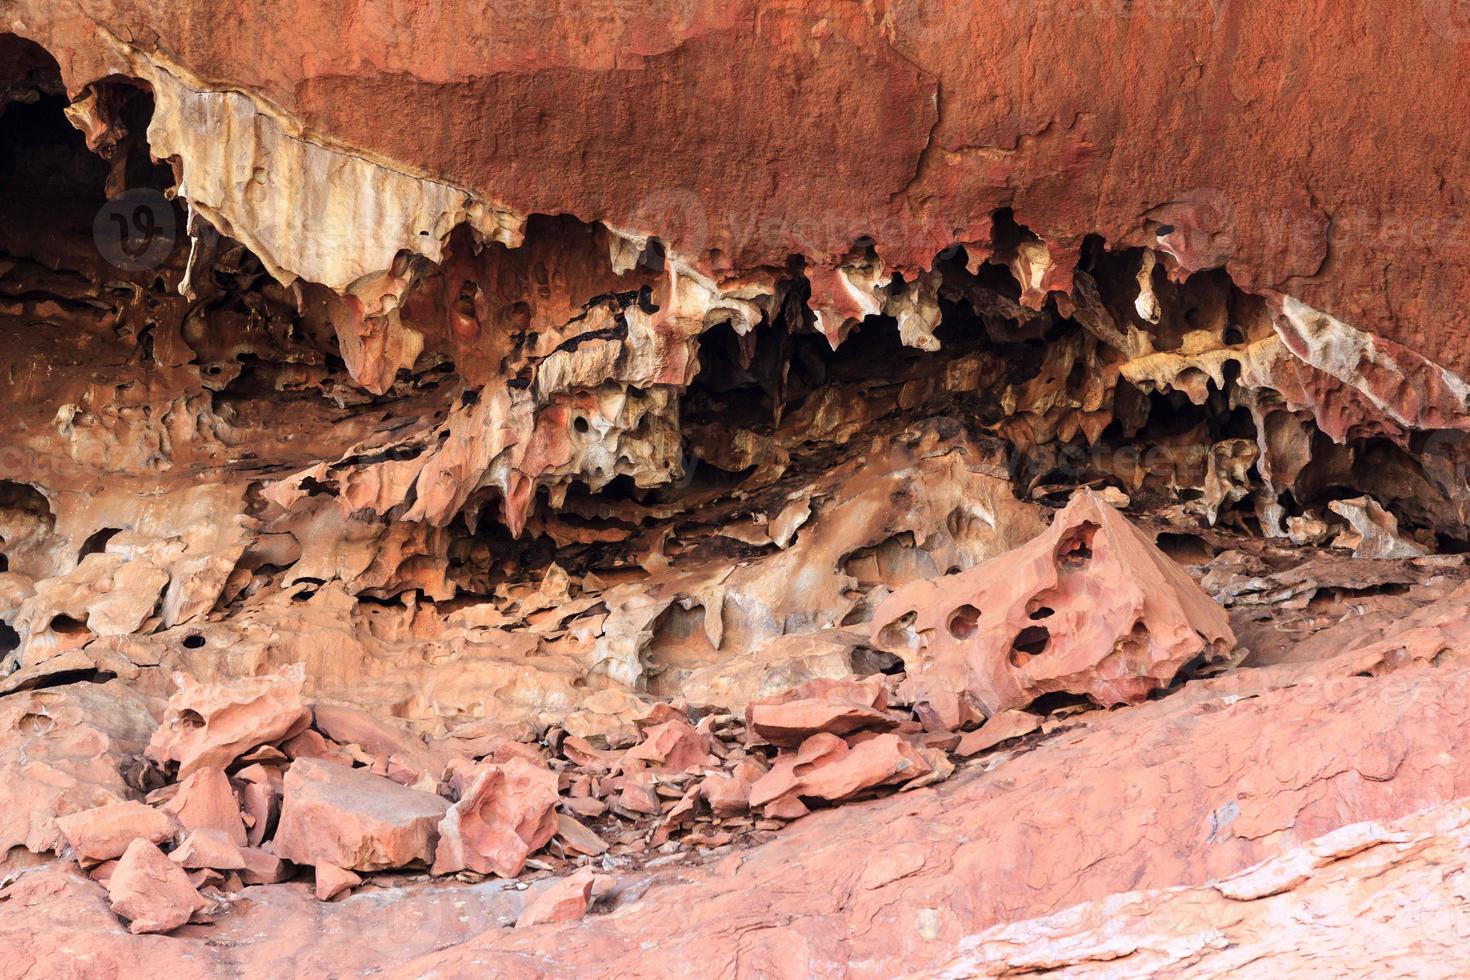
[2,7,1470,975]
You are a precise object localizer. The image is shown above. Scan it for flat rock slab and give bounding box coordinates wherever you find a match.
[272,758,449,872]
[56,801,176,866]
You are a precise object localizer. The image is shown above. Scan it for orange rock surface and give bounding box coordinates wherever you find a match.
[2,4,1470,975]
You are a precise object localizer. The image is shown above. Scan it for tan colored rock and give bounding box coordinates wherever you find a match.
[619,718,712,774]
[169,829,246,871]
[273,758,449,872]
[431,758,558,877]
[162,768,246,846]
[313,861,361,901]
[874,490,1235,727]
[147,666,311,776]
[107,838,206,935]
[746,676,894,747]
[238,846,291,885]
[516,868,597,928]
[56,801,176,867]
[955,710,1042,757]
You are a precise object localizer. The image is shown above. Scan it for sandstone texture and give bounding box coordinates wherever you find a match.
[273,758,449,872]
[1,3,1468,976]
[56,801,174,866]
[106,838,204,935]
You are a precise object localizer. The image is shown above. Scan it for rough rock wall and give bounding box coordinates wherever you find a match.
[15,1,1470,371]
[4,4,1470,974]
[4,0,1469,749]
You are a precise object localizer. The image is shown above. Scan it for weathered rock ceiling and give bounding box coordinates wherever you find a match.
[4,4,1470,975]
[12,2,1470,371]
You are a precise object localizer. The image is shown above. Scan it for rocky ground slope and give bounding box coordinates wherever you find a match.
[3,6,1470,977]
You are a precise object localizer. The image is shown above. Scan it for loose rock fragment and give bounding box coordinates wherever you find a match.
[432,758,559,877]
[620,718,713,773]
[169,829,246,870]
[107,838,206,935]
[746,677,895,747]
[313,861,362,901]
[163,768,247,846]
[516,867,597,928]
[955,711,1042,757]
[749,732,937,811]
[238,846,292,885]
[273,758,449,872]
[553,813,609,857]
[56,801,176,867]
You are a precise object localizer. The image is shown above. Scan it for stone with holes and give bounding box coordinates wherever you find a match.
[146,665,312,777]
[871,490,1235,728]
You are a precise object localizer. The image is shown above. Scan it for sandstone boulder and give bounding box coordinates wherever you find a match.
[147,666,311,776]
[873,490,1235,727]
[432,758,558,877]
[56,801,176,867]
[107,838,206,935]
[273,758,449,872]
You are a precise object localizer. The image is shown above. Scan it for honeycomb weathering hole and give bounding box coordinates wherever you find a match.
[16,711,53,735]
[47,613,89,636]
[1010,625,1051,664]
[1055,521,1100,569]
[879,610,919,650]
[947,604,981,639]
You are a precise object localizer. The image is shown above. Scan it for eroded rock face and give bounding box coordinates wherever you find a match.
[147,667,310,777]
[874,490,1235,726]
[1,8,1469,976]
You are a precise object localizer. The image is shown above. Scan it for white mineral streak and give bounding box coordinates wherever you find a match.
[140,61,522,292]
[1276,295,1470,429]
